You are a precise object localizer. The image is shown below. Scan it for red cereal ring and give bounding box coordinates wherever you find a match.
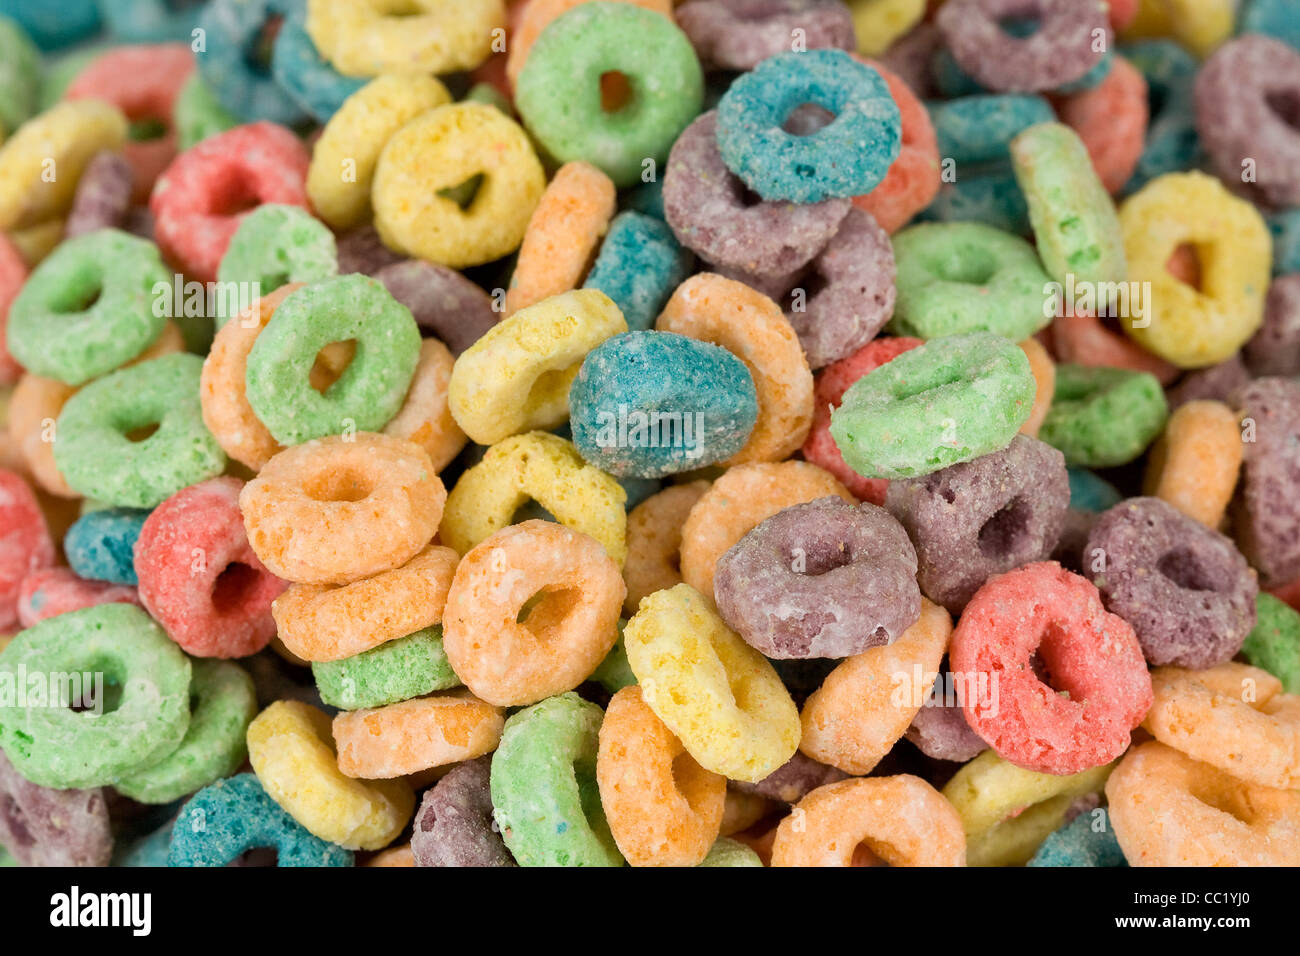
[65,44,195,204]
[17,567,140,629]
[1055,55,1148,195]
[0,233,28,385]
[150,122,312,282]
[0,469,55,631]
[135,476,288,659]
[851,58,940,234]
[800,335,922,505]
[1108,0,1139,31]
[949,561,1153,775]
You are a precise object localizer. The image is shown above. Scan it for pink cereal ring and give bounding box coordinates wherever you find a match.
[1048,310,1180,385]
[801,336,922,505]
[65,44,195,204]
[150,122,311,282]
[0,469,55,631]
[135,476,288,659]
[949,561,1153,775]
[851,58,940,234]
[0,233,28,385]
[17,567,140,629]
[1056,55,1148,195]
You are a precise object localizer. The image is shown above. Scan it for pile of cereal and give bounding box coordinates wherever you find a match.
[1,0,1298,869]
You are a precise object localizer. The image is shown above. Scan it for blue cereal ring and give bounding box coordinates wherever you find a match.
[63,507,151,585]
[919,169,1030,234]
[583,212,692,332]
[1268,207,1300,275]
[270,15,365,123]
[197,0,310,126]
[569,331,758,478]
[1240,0,1300,52]
[1066,467,1123,513]
[114,820,175,866]
[929,94,1054,165]
[1055,48,1113,94]
[96,0,200,42]
[168,773,353,867]
[1121,41,1201,194]
[716,49,901,203]
[621,178,665,220]
[931,48,986,98]
[0,0,100,49]
[1028,808,1128,867]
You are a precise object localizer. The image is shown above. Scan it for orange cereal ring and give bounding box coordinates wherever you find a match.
[770,776,966,867]
[656,274,813,464]
[505,161,617,315]
[442,520,625,706]
[799,598,952,774]
[365,844,415,866]
[1106,741,1300,867]
[1142,399,1241,527]
[1018,336,1055,438]
[240,433,446,585]
[8,373,76,498]
[333,693,505,779]
[272,544,459,662]
[382,339,467,473]
[1142,663,1300,790]
[596,685,726,867]
[1048,310,1180,385]
[1056,55,1148,195]
[679,461,852,601]
[200,283,301,472]
[505,0,675,90]
[622,479,709,615]
[851,57,940,234]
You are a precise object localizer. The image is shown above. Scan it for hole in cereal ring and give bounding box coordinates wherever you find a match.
[601,72,633,112]
[129,117,169,142]
[792,541,854,576]
[245,14,284,75]
[1166,243,1203,292]
[997,13,1042,38]
[381,0,426,17]
[1156,547,1218,592]
[232,847,279,867]
[852,842,887,866]
[1188,779,1254,824]
[1266,88,1300,133]
[301,466,375,503]
[932,245,998,286]
[782,103,835,137]
[308,340,357,395]
[68,660,125,715]
[516,588,581,631]
[125,422,161,443]
[438,174,485,212]
[213,171,263,217]
[54,283,103,314]
[978,497,1032,558]
[212,561,261,613]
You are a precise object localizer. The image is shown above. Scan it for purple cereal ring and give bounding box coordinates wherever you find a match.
[410,756,515,868]
[730,751,848,803]
[1195,35,1300,209]
[335,225,405,276]
[374,260,500,357]
[880,22,943,100]
[713,496,921,659]
[884,435,1069,613]
[1166,355,1251,411]
[64,151,134,239]
[1232,377,1300,589]
[0,750,112,867]
[676,0,856,73]
[1087,497,1257,668]
[1245,275,1300,377]
[936,0,1110,94]
[904,693,987,763]
[663,110,851,275]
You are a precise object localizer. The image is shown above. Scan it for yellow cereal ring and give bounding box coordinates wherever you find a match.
[622,480,710,615]
[799,598,953,774]
[847,0,927,57]
[373,102,546,269]
[0,100,127,232]
[383,339,467,473]
[306,73,451,231]
[505,162,617,315]
[1119,172,1270,368]
[449,288,627,445]
[6,217,66,266]
[306,0,505,76]
[1017,336,1055,439]
[440,430,628,564]
[1120,0,1234,59]
[679,461,853,600]
[1142,399,1241,527]
[623,583,800,783]
[332,692,505,779]
[246,700,414,851]
[657,274,813,464]
[942,749,1113,866]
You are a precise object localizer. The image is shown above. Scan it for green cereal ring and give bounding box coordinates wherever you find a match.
[0,16,40,137]
[175,72,238,151]
[830,332,1036,480]
[1038,363,1168,468]
[490,692,623,867]
[54,353,227,508]
[699,837,762,867]
[590,631,637,694]
[311,626,461,711]
[889,222,1054,341]
[0,604,192,789]
[215,204,338,327]
[245,274,421,445]
[514,2,704,188]
[1010,122,1126,294]
[6,229,169,385]
[1242,593,1300,694]
[113,659,257,804]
